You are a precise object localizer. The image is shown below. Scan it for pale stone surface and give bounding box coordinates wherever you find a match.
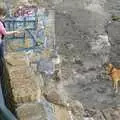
[54,105,70,120]
[16,103,48,120]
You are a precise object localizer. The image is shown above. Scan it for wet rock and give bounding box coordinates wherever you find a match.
[68,100,84,120]
[52,70,61,82]
[102,108,120,120]
[84,108,97,118]
[92,111,105,120]
[43,89,64,106]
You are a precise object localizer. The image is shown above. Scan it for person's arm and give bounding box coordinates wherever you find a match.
[0,22,20,36]
[5,31,18,36]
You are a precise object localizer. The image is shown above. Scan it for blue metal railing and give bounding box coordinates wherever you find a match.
[4,15,37,40]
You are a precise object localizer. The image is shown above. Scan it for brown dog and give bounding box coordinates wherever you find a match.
[106,63,120,93]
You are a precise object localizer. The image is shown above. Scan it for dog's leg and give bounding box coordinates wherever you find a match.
[115,81,118,93]
[112,80,115,89]
[113,80,116,90]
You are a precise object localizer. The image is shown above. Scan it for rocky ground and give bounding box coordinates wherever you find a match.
[54,0,120,119]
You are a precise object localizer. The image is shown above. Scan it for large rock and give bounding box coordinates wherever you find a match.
[16,101,56,120]
[44,90,84,120]
[42,78,67,106]
[43,90,64,106]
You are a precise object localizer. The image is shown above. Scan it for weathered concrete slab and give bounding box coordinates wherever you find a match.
[16,103,48,120]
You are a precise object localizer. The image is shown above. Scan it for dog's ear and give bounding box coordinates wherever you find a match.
[108,63,113,67]
[102,62,108,69]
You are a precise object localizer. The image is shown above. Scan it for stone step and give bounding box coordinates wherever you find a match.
[16,102,49,120]
[6,52,38,104]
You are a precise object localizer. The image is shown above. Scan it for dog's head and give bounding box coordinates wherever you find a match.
[106,63,114,74]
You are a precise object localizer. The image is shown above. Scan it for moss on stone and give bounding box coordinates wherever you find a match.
[112,15,120,21]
